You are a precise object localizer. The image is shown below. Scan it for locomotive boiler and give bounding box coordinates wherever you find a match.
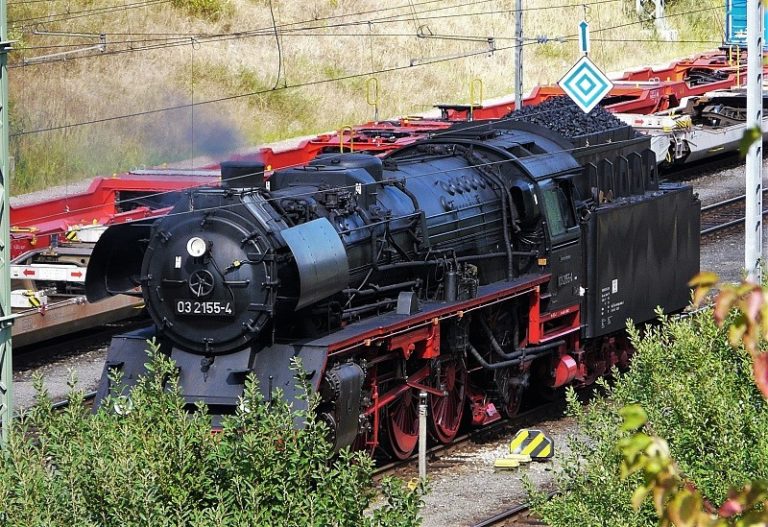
[86,118,700,457]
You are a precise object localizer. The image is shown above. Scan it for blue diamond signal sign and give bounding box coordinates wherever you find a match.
[558,55,613,114]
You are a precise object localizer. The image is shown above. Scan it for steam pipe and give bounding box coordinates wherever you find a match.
[376,260,441,272]
[374,250,533,273]
[457,251,537,261]
[496,175,514,280]
[479,317,563,360]
[391,180,428,249]
[342,280,418,297]
[483,169,514,280]
[468,341,561,370]
[341,298,396,319]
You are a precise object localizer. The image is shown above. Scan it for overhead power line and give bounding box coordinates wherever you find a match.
[8,0,477,30]
[11,40,528,137]
[9,0,76,5]
[11,0,620,42]
[10,0,718,66]
[12,32,724,54]
[8,2,725,135]
[10,109,641,230]
[10,0,169,26]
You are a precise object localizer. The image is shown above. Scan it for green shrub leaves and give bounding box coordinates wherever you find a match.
[529,310,768,527]
[0,341,424,526]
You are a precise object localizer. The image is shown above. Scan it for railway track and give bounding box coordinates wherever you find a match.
[468,492,557,527]
[13,317,146,370]
[469,502,537,527]
[51,390,97,411]
[372,401,563,478]
[665,154,743,183]
[700,188,768,237]
[372,402,562,526]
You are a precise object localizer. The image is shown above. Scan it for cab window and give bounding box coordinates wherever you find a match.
[540,180,576,237]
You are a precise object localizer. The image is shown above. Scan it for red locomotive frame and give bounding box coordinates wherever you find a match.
[297,274,609,458]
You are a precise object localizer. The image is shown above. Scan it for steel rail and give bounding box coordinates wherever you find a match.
[469,491,557,527]
[50,390,97,411]
[469,502,532,527]
[373,401,560,477]
[700,189,768,236]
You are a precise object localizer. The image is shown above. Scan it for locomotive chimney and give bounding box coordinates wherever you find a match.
[220,160,266,189]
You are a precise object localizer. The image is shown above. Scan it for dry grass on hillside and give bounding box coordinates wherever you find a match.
[8,0,723,193]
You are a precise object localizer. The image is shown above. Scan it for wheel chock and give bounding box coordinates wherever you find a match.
[509,428,554,460]
[493,458,520,469]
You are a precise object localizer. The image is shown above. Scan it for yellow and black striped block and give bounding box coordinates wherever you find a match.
[22,291,42,308]
[509,429,554,460]
[65,230,79,242]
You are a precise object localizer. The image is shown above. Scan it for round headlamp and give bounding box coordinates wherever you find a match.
[186,237,207,258]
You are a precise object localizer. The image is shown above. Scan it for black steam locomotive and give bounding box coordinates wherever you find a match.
[86,117,699,458]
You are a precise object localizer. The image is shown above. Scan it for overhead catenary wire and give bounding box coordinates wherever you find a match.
[10,0,727,135]
[9,0,80,5]
[10,0,625,50]
[14,0,624,41]
[9,2,724,65]
[11,33,726,53]
[4,0,727,218]
[10,0,170,26]
[10,0,498,58]
[266,0,283,89]
[9,0,488,32]
[10,39,536,137]
[8,106,643,231]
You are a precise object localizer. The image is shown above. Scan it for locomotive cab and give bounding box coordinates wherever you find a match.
[536,176,583,309]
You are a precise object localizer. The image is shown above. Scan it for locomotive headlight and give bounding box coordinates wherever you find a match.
[186,237,208,258]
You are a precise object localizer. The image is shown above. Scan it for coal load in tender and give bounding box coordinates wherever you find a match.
[508,96,626,138]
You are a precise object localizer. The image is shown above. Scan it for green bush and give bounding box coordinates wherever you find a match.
[0,341,425,526]
[528,310,768,527]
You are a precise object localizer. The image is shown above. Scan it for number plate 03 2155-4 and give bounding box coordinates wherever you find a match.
[174,300,234,317]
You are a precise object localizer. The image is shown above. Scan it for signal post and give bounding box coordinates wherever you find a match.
[0,0,12,446]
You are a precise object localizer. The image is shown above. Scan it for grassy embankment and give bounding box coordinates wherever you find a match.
[8,0,723,194]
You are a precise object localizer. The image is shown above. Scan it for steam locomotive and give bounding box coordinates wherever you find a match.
[86,116,700,458]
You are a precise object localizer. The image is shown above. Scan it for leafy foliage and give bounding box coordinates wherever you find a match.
[611,275,768,526]
[690,272,768,398]
[738,125,762,158]
[0,340,425,526]
[618,405,768,527]
[528,306,768,527]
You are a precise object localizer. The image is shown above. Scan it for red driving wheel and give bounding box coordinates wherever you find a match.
[429,359,467,444]
[385,388,419,459]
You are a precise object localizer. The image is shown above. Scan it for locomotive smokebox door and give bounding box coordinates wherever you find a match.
[282,218,350,309]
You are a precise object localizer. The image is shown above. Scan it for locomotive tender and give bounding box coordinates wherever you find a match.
[86,117,699,458]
